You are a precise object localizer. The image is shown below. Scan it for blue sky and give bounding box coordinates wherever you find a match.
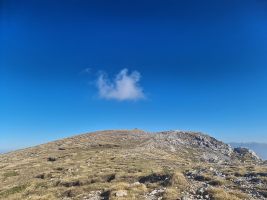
[1,0,267,150]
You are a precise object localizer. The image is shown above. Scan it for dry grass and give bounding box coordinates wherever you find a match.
[162,187,182,200]
[208,188,250,200]
[0,130,265,199]
[168,172,188,189]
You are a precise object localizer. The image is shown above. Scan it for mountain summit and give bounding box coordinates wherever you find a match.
[0,130,266,200]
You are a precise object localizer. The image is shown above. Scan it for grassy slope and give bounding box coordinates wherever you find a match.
[0,130,266,200]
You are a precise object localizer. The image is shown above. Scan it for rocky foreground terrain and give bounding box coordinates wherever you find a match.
[0,130,267,200]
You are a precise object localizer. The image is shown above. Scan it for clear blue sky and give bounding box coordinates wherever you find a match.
[1,0,267,150]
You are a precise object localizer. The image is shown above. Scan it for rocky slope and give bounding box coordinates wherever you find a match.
[0,130,266,200]
[230,143,267,160]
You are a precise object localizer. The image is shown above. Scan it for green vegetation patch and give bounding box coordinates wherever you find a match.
[0,184,27,198]
[3,171,19,178]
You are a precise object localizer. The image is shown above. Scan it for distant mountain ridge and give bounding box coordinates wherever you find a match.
[0,150,5,154]
[0,149,11,154]
[230,142,267,160]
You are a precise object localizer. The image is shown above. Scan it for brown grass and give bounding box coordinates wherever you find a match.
[208,188,250,200]
[0,130,264,199]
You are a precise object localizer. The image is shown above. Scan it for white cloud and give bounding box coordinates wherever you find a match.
[96,68,145,101]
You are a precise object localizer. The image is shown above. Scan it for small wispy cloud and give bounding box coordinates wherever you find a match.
[83,68,92,74]
[96,68,145,101]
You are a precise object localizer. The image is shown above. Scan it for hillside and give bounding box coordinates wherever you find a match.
[230,143,267,160]
[0,130,267,200]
